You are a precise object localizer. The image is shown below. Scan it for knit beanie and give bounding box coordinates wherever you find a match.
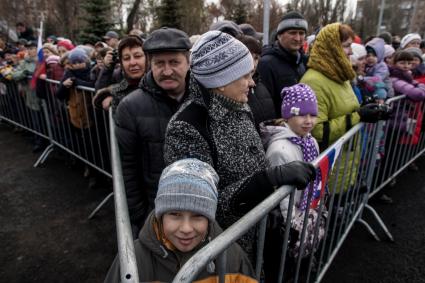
[404,47,423,63]
[77,45,95,58]
[400,33,421,49]
[384,44,395,59]
[277,11,308,34]
[155,158,219,221]
[190,30,253,88]
[350,43,367,65]
[68,48,89,64]
[42,43,58,56]
[281,83,318,119]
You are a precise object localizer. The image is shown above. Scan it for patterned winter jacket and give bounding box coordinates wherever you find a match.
[164,75,276,259]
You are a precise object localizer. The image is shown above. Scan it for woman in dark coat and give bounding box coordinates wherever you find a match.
[164,31,315,260]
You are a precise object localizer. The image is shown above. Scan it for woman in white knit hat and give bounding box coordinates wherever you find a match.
[400,33,422,49]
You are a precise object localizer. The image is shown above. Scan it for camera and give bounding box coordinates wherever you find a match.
[111,49,119,64]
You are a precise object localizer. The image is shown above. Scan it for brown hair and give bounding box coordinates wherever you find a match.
[393,50,414,63]
[339,24,355,42]
[237,35,262,55]
[118,35,144,61]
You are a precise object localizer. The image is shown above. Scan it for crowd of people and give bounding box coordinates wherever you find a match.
[1,11,425,282]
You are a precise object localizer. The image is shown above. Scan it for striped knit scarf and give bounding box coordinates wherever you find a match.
[287,134,320,211]
[308,23,356,84]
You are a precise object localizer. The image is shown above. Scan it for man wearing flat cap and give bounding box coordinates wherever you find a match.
[114,27,192,235]
[257,11,309,117]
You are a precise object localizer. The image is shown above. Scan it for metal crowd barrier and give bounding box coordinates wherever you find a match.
[173,95,425,283]
[108,109,139,282]
[2,76,424,283]
[0,77,138,281]
[0,78,113,218]
[369,95,425,196]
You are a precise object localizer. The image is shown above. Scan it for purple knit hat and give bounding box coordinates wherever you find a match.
[281,83,318,119]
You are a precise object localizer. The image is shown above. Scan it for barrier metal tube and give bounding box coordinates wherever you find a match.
[173,123,365,283]
[172,185,294,283]
[109,109,139,283]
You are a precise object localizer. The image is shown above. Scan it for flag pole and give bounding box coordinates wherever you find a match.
[37,17,44,63]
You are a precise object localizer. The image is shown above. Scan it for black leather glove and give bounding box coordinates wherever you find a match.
[266,161,316,189]
[358,103,392,123]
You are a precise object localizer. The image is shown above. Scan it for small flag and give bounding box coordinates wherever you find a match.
[310,143,342,209]
[37,20,44,63]
[31,20,45,90]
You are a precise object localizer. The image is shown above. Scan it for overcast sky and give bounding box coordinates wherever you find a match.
[205,0,358,17]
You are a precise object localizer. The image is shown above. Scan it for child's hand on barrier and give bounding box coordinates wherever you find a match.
[63,78,74,88]
[102,96,113,111]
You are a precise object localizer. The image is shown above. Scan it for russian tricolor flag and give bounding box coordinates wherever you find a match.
[30,20,45,90]
[37,20,44,62]
[310,143,342,209]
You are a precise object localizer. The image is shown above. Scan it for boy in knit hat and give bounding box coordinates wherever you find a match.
[104,158,257,283]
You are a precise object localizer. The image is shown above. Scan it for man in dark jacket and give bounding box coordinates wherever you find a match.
[114,27,191,235]
[257,11,308,117]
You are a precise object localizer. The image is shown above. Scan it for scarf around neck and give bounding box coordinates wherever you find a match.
[390,66,414,83]
[308,23,356,84]
[287,133,320,211]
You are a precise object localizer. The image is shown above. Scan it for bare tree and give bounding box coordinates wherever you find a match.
[126,0,143,32]
[248,0,285,35]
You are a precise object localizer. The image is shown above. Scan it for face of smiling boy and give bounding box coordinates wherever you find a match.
[162,211,208,252]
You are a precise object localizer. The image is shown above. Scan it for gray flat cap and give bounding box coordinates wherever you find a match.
[143,27,191,53]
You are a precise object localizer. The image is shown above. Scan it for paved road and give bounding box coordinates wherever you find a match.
[324,156,425,282]
[1,122,425,283]
[0,123,116,282]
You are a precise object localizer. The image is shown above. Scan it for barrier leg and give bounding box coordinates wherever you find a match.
[217,250,227,283]
[33,144,55,168]
[88,192,114,219]
[356,219,381,241]
[364,204,394,242]
[255,216,267,280]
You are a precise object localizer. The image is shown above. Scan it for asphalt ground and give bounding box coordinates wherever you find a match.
[1,122,425,283]
[0,123,116,282]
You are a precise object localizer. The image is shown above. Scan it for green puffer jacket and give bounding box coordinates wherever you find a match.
[301,68,361,194]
